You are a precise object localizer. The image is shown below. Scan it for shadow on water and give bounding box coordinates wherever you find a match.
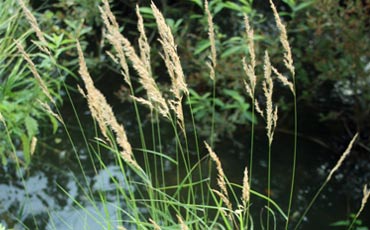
[1,93,369,229]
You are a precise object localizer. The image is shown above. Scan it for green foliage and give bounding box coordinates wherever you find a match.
[188,88,255,139]
[289,0,370,131]
[0,0,72,166]
[331,214,369,230]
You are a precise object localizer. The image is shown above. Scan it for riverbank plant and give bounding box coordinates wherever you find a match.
[2,0,367,229]
[0,0,71,166]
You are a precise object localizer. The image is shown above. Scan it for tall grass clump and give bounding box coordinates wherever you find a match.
[10,0,367,229]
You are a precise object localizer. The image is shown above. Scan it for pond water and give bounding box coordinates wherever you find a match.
[0,93,369,230]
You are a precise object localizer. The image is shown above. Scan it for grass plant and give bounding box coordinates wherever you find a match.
[2,0,367,229]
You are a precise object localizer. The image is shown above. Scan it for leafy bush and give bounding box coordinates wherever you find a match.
[0,0,72,166]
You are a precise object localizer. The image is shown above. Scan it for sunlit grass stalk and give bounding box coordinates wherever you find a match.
[242,13,257,228]
[294,133,358,229]
[204,2,218,222]
[269,1,298,228]
[205,0,217,148]
[348,184,370,230]
[260,50,278,230]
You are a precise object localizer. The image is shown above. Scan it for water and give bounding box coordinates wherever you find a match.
[1,97,369,229]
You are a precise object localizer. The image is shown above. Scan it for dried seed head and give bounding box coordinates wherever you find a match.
[263,51,277,144]
[360,184,370,214]
[242,14,258,102]
[205,0,217,69]
[242,166,250,204]
[77,41,141,170]
[270,0,295,77]
[205,142,229,199]
[272,66,295,95]
[38,100,63,124]
[18,0,51,55]
[176,215,189,230]
[0,112,5,127]
[326,133,358,182]
[136,4,152,74]
[212,189,233,223]
[99,2,131,86]
[149,218,161,230]
[151,2,188,96]
[244,14,256,71]
[30,137,37,156]
[16,41,55,104]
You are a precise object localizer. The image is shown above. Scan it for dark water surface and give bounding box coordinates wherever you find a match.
[1,95,369,229]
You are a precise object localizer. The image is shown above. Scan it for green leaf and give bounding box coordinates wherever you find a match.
[194,40,211,55]
[139,7,154,19]
[188,0,203,9]
[20,134,31,165]
[223,89,243,101]
[293,1,314,12]
[221,46,243,58]
[0,146,7,166]
[48,114,59,134]
[330,220,350,226]
[224,2,243,12]
[25,116,38,137]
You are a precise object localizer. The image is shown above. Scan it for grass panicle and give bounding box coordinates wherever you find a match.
[76,41,140,170]
[294,133,359,229]
[15,41,55,104]
[243,14,256,100]
[262,51,278,145]
[242,166,250,205]
[18,0,51,56]
[176,215,189,230]
[37,99,63,124]
[205,0,217,70]
[325,133,359,182]
[269,0,294,77]
[151,2,188,97]
[271,66,294,95]
[205,141,228,199]
[348,184,370,230]
[151,1,188,132]
[149,218,161,230]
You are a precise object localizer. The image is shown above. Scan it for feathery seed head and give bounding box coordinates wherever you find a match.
[151,2,188,97]
[205,141,229,199]
[205,0,217,69]
[326,133,358,182]
[77,41,140,170]
[18,0,51,55]
[149,218,161,230]
[242,166,250,204]
[16,41,55,104]
[177,215,189,230]
[270,0,295,77]
[272,66,295,95]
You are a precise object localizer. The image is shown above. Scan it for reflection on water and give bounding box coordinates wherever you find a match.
[46,202,119,230]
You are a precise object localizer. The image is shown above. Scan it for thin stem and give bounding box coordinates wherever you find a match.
[285,79,297,229]
[293,180,328,230]
[210,78,216,147]
[267,143,272,230]
[246,99,255,228]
